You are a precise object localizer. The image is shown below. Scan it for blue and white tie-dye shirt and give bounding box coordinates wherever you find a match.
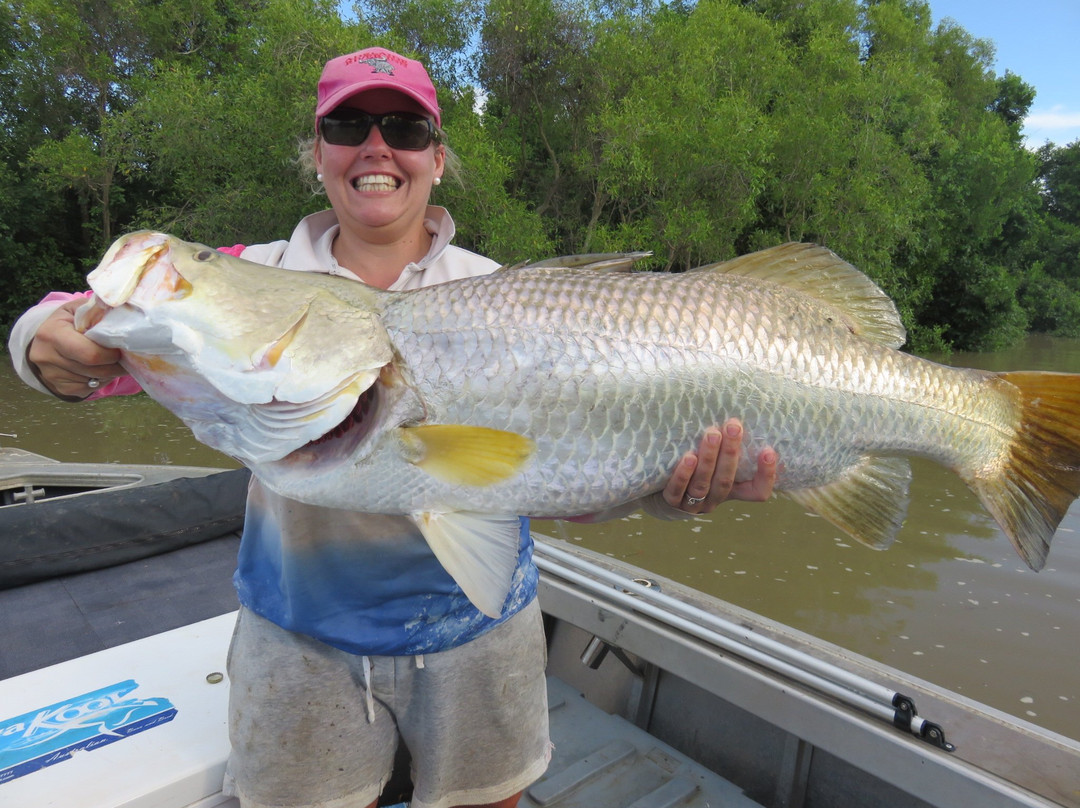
[235,478,537,655]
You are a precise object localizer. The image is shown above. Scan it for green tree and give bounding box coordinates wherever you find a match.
[1,0,151,322]
[434,93,555,262]
[906,12,1039,350]
[1021,141,1080,336]
[1,0,1068,351]
[478,0,597,254]
[584,0,783,267]
[752,0,937,303]
[14,0,183,247]
[128,0,357,245]
[0,0,276,289]
[1040,139,1080,226]
[350,0,484,88]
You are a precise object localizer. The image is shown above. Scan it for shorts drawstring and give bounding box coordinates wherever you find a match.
[361,655,376,723]
[361,654,425,723]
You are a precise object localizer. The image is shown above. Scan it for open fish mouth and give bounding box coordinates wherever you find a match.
[305,384,377,448]
[278,383,380,466]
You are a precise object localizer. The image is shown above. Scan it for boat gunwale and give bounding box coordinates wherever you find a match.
[533,533,1079,808]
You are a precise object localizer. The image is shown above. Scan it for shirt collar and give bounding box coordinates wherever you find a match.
[305,206,456,287]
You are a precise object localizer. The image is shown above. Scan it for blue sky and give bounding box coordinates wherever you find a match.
[928,0,1080,148]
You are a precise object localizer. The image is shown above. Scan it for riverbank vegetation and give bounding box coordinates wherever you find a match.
[2,0,1079,353]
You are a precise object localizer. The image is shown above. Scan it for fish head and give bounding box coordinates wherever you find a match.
[77,231,396,465]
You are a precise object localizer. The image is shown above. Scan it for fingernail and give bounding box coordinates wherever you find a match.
[706,429,721,446]
[725,421,741,438]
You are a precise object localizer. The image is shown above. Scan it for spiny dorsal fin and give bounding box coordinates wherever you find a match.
[503,252,653,273]
[702,243,906,348]
[785,456,912,550]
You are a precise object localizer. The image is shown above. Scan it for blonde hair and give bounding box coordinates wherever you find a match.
[297,127,460,197]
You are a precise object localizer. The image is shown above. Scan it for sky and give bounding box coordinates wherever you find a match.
[927,0,1080,148]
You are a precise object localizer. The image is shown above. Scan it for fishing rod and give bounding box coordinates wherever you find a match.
[533,539,954,751]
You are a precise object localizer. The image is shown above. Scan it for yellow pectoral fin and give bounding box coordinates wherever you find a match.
[397,425,535,486]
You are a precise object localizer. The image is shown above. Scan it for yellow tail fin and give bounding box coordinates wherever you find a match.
[969,372,1080,570]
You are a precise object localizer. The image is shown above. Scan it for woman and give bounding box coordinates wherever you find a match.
[9,48,778,808]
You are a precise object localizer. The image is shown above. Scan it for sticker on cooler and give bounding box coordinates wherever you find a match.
[0,679,177,784]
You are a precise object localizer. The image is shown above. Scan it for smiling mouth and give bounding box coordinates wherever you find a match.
[352,174,400,192]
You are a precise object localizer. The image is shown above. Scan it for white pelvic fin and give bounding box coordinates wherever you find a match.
[411,511,522,618]
[785,456,911,550]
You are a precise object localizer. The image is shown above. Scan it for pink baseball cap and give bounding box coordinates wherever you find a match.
[316,48,441,127]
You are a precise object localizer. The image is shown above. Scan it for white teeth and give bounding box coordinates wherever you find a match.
[352,174,399,192]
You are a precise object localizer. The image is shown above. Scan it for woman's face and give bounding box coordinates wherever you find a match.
[315,89,444,240]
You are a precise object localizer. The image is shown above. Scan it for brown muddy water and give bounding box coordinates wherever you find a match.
[2,337,1078,741]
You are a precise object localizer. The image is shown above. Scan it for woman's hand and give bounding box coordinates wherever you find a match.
[662,418,778,514]
[27,300,125,399]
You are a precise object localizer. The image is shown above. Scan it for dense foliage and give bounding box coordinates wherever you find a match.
[2,0,1078,353]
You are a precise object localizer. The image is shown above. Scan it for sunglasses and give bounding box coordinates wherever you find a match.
[319,109,440,150]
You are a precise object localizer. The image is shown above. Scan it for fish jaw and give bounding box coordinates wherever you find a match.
[84,231,177,308]
[255,361,423,479]
[78,231,395,464]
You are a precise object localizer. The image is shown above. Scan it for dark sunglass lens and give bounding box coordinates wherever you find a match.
[380,115,433,150]
[320,112,373,146]
[320,111,434,149]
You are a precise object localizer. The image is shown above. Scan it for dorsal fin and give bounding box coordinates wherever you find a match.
[503,252,652,273]
[701,243,906,348]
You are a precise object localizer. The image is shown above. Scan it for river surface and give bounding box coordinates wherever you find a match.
[2,337,1078,741]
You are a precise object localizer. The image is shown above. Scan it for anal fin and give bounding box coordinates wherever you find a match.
[786,456,911,550]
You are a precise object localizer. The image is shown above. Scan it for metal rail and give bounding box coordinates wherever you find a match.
[533,539,954,751]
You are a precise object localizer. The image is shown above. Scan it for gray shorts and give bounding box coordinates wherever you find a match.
[222,600,550,808]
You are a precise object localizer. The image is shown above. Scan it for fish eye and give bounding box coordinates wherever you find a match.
[194,249,215,262]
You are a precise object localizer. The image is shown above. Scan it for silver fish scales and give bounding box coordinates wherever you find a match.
[76,233,1080,616]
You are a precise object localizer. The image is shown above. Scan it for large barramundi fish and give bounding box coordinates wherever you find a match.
[75,231,1080,617]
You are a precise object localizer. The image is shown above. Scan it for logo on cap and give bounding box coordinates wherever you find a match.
[359,57,395,75]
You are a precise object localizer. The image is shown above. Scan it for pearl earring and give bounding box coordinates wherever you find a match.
[433,177,441,186]
[317,173,323,182]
